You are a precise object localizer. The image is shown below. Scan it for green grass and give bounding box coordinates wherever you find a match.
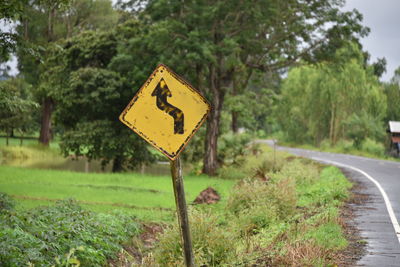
[147,148,355,266]
[0,144,67,170]
[0,137,38,147]
[0,136,60,149]
[0,165,235,222]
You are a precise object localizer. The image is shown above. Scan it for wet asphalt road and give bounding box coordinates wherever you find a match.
[260,140,400,266]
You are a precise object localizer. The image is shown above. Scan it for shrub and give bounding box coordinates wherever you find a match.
[319,139,331,150]
[297,166,352,208]
[154,208,235,266]
[227,178,297,220]
[218,132,253,166]
[217,165,247,180]
[0,198,140,267]
[361,138,385,157]
[241,150,286,180]
[234,205,278,237]
[0,192,15,212]
[303,222,348,250]
[335,139,354,153]
[272,159,319,186]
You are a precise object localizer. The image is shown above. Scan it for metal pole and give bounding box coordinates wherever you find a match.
[170,157,195,267]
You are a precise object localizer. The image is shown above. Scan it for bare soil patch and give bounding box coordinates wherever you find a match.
[193,187,220,204]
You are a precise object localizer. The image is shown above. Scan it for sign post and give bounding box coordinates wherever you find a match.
[170,157,195,267]
[119,64,210,267]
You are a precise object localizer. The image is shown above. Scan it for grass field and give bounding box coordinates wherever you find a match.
[0,142,358,266]
[0,165,235,222]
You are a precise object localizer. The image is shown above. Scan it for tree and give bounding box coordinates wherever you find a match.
[384,67,400,122]
[48,24,155,171]
[119,0,367,175]
[276,43,387,146]
[15,0,119,145]
[0,0,28,61]
[0,77,38,145]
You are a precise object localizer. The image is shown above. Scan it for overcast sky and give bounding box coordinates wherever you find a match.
[2,0,400,81]
[343,0,400,81]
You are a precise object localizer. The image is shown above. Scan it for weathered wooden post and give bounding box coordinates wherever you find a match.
[119,64,210,267]
[170,157,195,266]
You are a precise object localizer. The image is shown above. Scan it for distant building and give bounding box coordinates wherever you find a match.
[388,121,400,156]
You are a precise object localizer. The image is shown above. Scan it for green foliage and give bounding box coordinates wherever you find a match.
[0,197,140,267]
[277,43,387,146]
[0,78,38,136]
[361,138,385,157]
[217,132,253,166]
[0,193,15,212]
[154,208,235,266]
[217,165,247,180]
[304,222,348,250]
[297,166,352,208]
[227,177,297,220]
[272,159,320,186]
[152,149,353,266]
[0,0,27,60]
[119,0,367,175]
[49,27,156,171]
[0,164,236,222]
[344,112,384,149]
[384,68,400,121]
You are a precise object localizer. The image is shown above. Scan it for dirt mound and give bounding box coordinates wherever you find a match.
[193,187,220,204]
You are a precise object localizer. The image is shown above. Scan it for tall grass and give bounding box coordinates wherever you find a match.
[148,149,352,266]
[0,165,235,221]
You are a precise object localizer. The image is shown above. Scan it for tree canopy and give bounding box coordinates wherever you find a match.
[3,0,391,172]
[276,43,386,146]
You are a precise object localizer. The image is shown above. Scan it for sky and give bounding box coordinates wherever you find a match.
[2,0,400,81]
[343,0,400,81]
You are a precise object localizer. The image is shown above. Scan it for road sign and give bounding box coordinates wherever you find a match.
[119,64,210,160]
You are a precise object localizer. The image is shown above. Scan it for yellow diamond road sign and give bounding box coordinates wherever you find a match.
[119,64,211,160]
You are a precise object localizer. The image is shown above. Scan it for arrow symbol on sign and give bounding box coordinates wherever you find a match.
[152,78,185,134]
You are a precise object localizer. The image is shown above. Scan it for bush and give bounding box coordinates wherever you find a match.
[0,198,140,267]
[234,205,278,237]
[217,165,247,180]
[227,178,297,220]
[272,159,319,186]
[335,139,354,153]
[218,132,253,166]
[361,138,385,157]
[154,208,235,266]
[297,166,352,208]
[319,139,332,150]
[0,193,15,212]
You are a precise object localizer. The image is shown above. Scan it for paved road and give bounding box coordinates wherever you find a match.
[261,141,400,266]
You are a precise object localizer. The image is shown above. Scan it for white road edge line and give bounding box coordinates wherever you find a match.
[311,157,400,244]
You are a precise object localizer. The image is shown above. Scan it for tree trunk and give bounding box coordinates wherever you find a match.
[202,64,225,176]
[203,107,221,176]
[329,103,335,145]
[112,155,124,172]
[231,111,239,133]
[24,18,29,40]
[231,72,239,133]
[47,6,56,42]
[39,97,54,146]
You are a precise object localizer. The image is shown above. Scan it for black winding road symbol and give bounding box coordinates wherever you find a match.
[152,78,185,134]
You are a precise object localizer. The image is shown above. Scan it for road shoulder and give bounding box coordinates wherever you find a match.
[340,168,400,266]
